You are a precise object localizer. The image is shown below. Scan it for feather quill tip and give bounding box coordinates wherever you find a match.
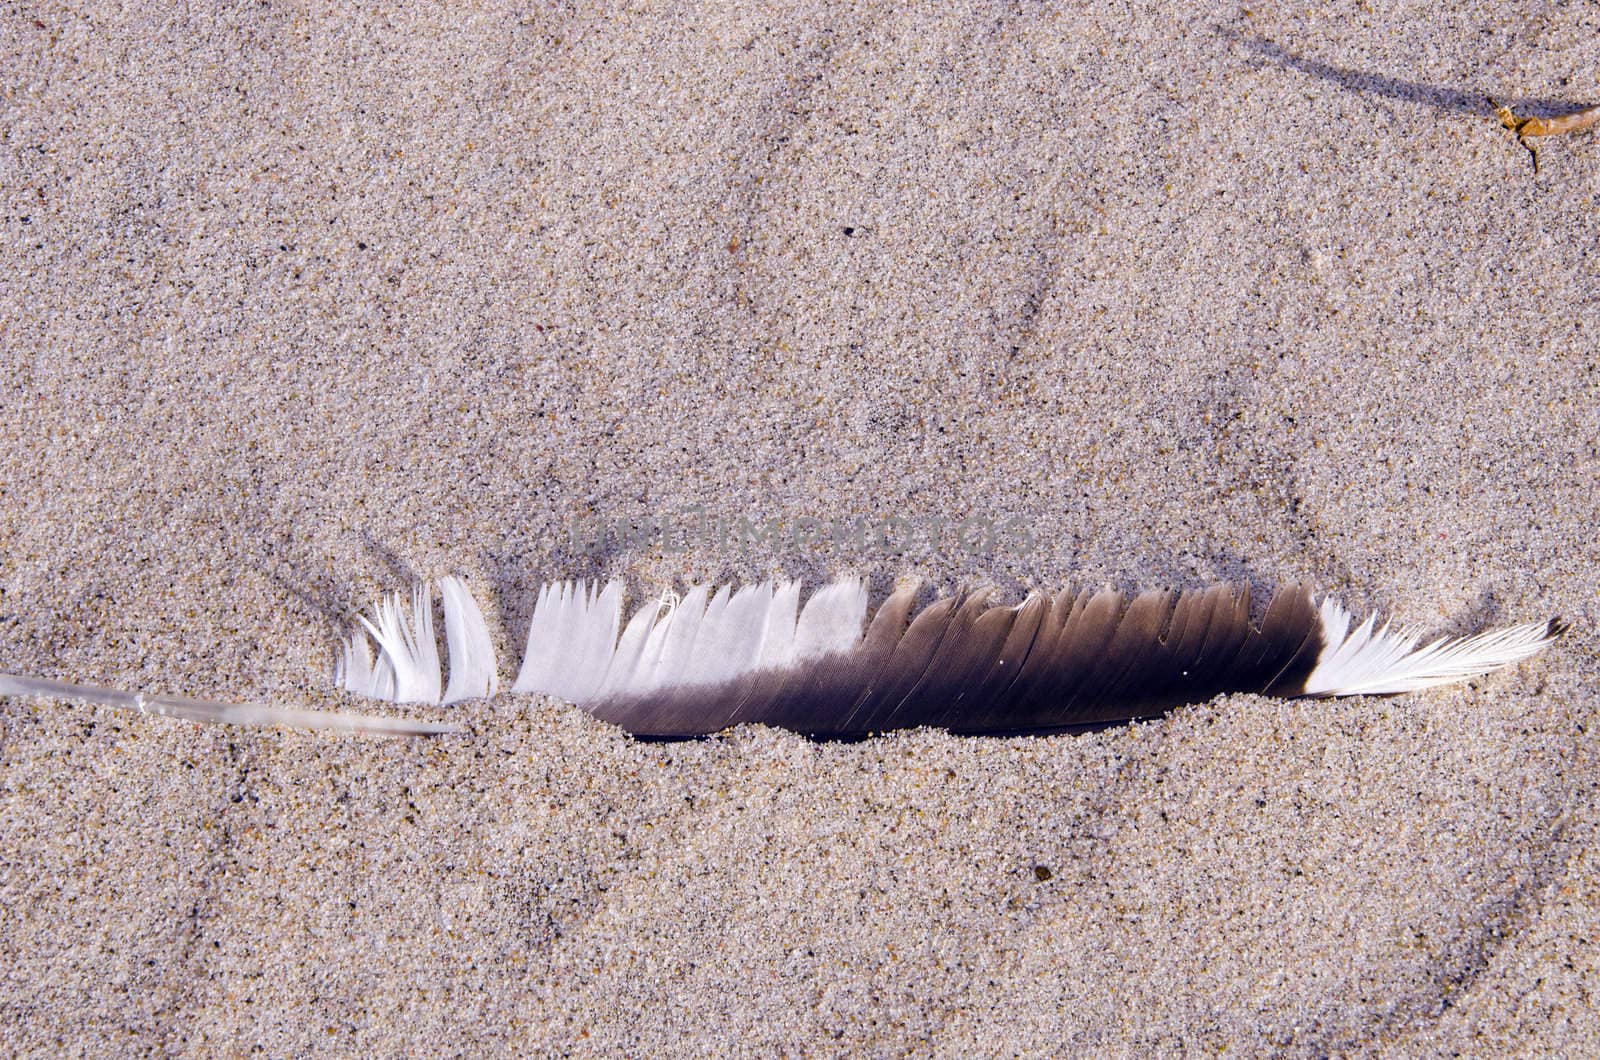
[0,673,460,737]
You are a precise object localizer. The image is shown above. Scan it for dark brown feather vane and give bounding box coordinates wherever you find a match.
[585,583,1324,738]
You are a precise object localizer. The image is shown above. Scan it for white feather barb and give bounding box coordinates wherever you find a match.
[341,581,442,704]
[1300,598,1566,696]
[511,580,624,702]
[547,577,869,704]
[336,576,501,707]
[441,575,499,704]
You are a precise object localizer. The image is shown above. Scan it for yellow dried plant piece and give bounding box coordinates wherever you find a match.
[1489,97,1600,172]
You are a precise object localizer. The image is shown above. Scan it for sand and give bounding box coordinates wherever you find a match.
[2,1,1597,1054]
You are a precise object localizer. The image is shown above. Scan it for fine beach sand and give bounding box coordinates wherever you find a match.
[2,2,1598,1054]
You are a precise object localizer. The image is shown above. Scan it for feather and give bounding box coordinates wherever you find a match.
[0,576,1565,739]
[498,578,1566,738]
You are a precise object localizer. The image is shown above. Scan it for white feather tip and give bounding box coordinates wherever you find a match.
[1303,597,1566,697]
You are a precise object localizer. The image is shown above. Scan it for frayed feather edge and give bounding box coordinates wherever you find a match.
[336,576,498,706]
[341,581,441,703]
